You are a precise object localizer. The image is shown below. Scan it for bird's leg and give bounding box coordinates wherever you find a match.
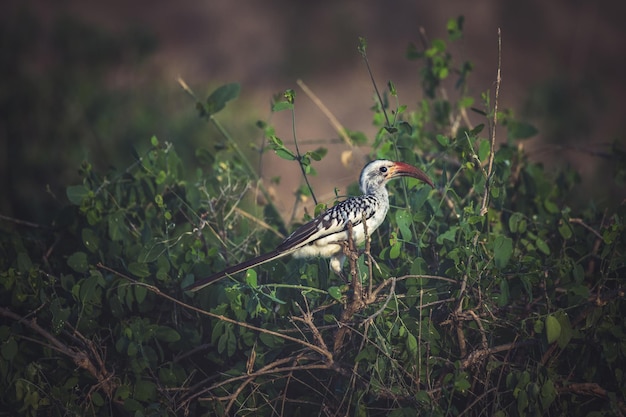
[331,253,349,284]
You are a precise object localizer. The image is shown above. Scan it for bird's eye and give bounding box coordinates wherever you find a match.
[379,166,388,173]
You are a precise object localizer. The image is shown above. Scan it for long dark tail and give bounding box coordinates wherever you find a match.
[184,249,289,292]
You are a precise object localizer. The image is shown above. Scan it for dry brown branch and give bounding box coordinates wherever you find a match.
[186,354,347,410]
[480,27,502,217]
[460,341,533,370]
[467,309,489,351]
[558,383,626,415]
[568,217,603,240]
[97,263,335,364]
[0,306,118,401]
[292,298,329,353]
[362,277,396,326]
[333,221,365,354]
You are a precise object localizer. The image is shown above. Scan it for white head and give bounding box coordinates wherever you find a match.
[359,160,434,195]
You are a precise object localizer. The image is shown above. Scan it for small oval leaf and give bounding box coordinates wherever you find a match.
[545,315,561,344]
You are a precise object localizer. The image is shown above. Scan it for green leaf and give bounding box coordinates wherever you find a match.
[195,147,215,166]
[478,138,490,162]
[508,212,525,234]
[555,311,573,348]
[357,36,367,56]
[1,337,18,360]
[123,398,143,412]
[446,15,464,40]
[128,262,150,278]
[389,241,401,259]
[545,315,561,344]
[544,199,559,214]
[134,285,147,304]
[535,238,550,255]
[558,220,573,239]
[17,252,33,273]
[66,185,89,205]
[283,89,296,104]
[309,147,327,161]
[259,332,282,348]
[274,148,296,161]
[506,120,538,140]
[328,286,342,301]
[81,228,100,253]
[493,235,513,269]
[454,372,471,393]
[245,269,258,288]
[206,83,240,116]
[406,333,418,356]
[217,331,228,354]
[314,203,327,217]
[436,134,449,147]
[395,210,413,241]
[155,326,181,343]
[415,390,431,404]
[134,379,156,402]
[115,384,131,400]
[498,279,510,307]
[67,251,89,273]
[436,227,457,245]
[108,211,126,241]
[271,100,293,112]
[91,391,104,407]
[346,130,368,145]
[540,378,557,409]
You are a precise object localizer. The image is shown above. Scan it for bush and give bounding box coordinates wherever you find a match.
[1,19,625,416]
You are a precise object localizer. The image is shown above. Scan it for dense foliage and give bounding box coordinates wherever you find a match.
[1,19,625,416]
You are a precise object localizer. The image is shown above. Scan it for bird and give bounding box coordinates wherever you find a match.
[184,159,434,292]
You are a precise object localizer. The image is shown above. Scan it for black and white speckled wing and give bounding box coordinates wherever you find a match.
[276,194,381,253]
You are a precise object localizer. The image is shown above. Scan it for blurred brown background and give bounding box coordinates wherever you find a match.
[2,0,624,223]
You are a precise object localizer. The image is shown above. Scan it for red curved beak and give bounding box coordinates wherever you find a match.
[389,161,434,188]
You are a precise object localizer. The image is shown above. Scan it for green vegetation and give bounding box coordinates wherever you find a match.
[1,18,625,416]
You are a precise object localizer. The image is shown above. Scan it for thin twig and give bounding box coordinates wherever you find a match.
[296,79,353,147]
[362,278,396,326]
[358,37,392,129]
[569,217,603,240]
[0,306,117,399]
[480,28,502,217]
[288,97,319,206]
[97,263,334,364]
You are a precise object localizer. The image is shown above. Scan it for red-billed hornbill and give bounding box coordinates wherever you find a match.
[185,160,433,291]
